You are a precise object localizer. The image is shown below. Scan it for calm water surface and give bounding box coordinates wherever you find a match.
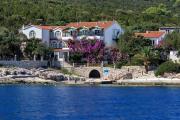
[0,85,180,120]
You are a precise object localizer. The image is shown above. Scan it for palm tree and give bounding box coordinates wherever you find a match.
[24,38,52,61]
[133,47,153,73]
[24,38,40,60]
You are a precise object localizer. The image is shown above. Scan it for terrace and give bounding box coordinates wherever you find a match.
[62,26,104,41]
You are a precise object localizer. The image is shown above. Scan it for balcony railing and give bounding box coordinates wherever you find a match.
[62,31,104,37]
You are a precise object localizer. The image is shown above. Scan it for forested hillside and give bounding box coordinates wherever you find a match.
[0,0,180,32]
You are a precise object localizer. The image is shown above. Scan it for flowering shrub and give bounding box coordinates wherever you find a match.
[68,39,105,63]
[68,39,127,64]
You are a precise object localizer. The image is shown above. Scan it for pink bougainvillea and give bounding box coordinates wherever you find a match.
[68,39,127,64]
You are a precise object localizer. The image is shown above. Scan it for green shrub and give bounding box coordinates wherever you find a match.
[116,60,128,69]
[130,56,144,66]
[155,61,180,76]
[0,64,3,67]
[60,68,71,75]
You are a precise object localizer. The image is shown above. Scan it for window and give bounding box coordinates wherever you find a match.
[79,29,88,36]
[83,30,88,35]
[95,30,100,35]
[51,41,57,48]
[152,40,155,45]
[55,31,61,38]
[70,31,74,36]
[59,42,62,48]
[29,30,36,38]
[113,29,120,36]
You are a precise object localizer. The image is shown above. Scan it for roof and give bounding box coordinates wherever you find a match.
[35,25,66,30]
[65,21,114,29]
[28,21,115,31]
[135,31,166,38]
[159,27,180,29]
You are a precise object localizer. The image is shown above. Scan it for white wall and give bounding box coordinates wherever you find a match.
[50,29,63,39]
[169,51,180,63]
[149,33,166,46]
[22,26,42,39]
[0,61,48,68]
[42,30,50,46]
[104,21,124,47]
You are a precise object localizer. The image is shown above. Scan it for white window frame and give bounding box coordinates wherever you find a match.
[55,31,61,38]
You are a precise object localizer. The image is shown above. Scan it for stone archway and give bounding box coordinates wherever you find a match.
[89,69,101,78]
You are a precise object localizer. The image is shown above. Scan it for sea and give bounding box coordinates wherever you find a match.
[0,85,180,120]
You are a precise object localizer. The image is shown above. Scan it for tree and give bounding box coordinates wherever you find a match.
[68,39,105,64]
[24,38,51,60]
[143,4,169,15]
[173,0,180,7]
[118,31,152,63]
[163,31,180,51]
[133,47,160,73]
[107,48,128,68]
[0,31,22,60]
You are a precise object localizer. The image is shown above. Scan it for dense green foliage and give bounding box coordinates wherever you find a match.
[0,0,180,32]
[164,31,180,51]
[155,61,180,76]
[0,29,52,60]
[0,28,22,60]
[118,32,152,61]
[24,38,52,60]
[0,0,179,72]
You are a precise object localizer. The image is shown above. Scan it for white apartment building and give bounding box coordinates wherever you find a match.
[20,21,124,62]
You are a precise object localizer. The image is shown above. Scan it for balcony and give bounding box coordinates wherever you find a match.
[61,30,104,41]
[77,36,104,40]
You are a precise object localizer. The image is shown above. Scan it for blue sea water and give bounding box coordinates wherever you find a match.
[0,85,180,120]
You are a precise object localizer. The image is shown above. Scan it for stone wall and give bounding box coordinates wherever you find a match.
[0,61,48,68]
[66,65,155,80]
[71,66,146,79]
[72,67,103,78]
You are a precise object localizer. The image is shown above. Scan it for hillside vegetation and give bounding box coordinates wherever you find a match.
[0,0,180,32]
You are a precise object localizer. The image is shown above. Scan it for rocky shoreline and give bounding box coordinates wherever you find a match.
[0,67,180,86]
[0,67,86,85]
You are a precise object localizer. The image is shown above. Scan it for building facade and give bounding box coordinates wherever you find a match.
[20,21,124,63]
[159,27,180,34]
[135,31,166,46]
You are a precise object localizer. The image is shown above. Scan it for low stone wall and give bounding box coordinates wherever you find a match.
[70,66,146,79]
[64,65,156,80]
[0,61,48,68]
[73,67,103,78]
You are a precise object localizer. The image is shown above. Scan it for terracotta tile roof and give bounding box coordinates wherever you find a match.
[33,21,114,30]
[135,31,166,38]
[35,25,66,30]
[65,21,114,29]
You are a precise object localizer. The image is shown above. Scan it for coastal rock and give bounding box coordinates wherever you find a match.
[163,73,180,79]
[0,67,85,83]
[122,73,133,80]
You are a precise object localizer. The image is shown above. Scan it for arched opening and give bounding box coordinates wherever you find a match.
[89,70,101,78]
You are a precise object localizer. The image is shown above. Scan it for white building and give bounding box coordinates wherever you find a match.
[20,21,124,63]
[135,31,166,46]
[159,27,180,34]
[169,51,180,63]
